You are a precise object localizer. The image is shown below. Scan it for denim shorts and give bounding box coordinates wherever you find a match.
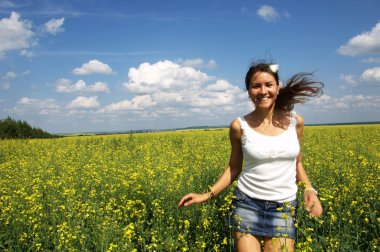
[226,187,297,240]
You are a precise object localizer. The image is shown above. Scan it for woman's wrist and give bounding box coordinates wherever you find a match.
[207,188,215,201]
[304,187,318,195]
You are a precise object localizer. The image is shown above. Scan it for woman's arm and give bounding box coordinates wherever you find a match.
[177,119,243,208]
[295,114,323,217]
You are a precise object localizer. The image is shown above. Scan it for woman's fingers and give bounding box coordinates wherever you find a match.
[304,200,323,217]
[178,193,209,208]
[177,193,195,208]
[304,193,323,217]
[310,202,323,217]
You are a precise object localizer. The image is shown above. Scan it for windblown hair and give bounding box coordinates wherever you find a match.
[245,62,324,111]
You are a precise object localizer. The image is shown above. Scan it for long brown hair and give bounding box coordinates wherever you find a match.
[245,62,324,111]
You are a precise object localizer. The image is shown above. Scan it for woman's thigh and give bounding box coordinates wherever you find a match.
[234,232,261,252]
[263,237,294,252]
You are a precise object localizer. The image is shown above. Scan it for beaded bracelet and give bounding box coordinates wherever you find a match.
[304,187,318,195]
[208,189,215,200]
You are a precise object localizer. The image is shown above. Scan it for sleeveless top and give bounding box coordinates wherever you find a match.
[236,111,300,202]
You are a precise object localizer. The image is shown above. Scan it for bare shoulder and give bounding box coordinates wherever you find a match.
[229,118,243,139]
[230,118,241,130]
[295,113,304,128]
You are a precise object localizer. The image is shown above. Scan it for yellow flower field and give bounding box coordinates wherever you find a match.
[0,125,379,251]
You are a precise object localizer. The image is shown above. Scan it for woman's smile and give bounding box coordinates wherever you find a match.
[248,72,279,109]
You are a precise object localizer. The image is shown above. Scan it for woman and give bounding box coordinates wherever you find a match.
[177,61,323,251]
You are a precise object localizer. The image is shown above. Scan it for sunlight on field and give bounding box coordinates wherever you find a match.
[0,125,379,251]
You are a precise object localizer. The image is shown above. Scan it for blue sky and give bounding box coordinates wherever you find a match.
[1,0,379,133]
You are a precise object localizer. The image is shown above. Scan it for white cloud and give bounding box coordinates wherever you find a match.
[123,60,211,93]
[19,49,35,58]
[188,91,236,107]
[0,12,34,59]
[67,96,100,109]
[19,97,59,108]
[43,17,65,35]
[339,73,358,86]
[310,94,380,109]
[72,59,114,75]
[100,60,250,119]
[0,71,16,90]
[338,22,380,56]
[206,79,240,92]
[3,71,16,79]
[55,78,110,93]
[1,82,11,90]
[257,5,280,22]
[361,57,380,63]
[101,95,156,112]
[176,58,217,69]
[152,92,183,104]
[21,70,31,76]
[360,67,380,85]
[7,97,60,115]
[241,6,249,14]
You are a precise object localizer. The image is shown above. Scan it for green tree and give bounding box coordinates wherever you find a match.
[0,116,59,139]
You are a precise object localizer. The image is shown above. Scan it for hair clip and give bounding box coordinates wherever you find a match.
[269,64,279,73]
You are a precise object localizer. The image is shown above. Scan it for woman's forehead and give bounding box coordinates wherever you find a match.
[251,71,276,82]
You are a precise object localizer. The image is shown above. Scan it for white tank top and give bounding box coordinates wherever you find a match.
[237,111,300,202]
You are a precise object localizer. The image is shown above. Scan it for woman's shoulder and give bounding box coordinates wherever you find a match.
[230,118,242,131]
[295,113,304,124]
[294,112,304,129]
[229,118,244,138]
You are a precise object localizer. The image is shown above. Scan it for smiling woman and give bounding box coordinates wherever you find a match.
[178,60,324,252]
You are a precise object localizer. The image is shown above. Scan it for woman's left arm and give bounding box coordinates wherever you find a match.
[295,114,323,218]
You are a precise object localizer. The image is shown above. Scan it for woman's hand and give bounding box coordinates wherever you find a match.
[304,191,323,217]
[177,193,209,208]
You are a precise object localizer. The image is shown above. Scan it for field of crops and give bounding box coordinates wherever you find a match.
[0,125,379,251]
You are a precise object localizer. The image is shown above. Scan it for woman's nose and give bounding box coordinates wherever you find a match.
[259,86,266,94]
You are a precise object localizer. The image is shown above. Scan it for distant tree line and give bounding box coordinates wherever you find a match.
[0,116,59,139]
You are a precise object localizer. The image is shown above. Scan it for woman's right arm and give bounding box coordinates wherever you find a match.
[177,119,243,208]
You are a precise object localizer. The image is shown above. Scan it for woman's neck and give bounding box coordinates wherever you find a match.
[249,107,289,131]
[252,106,276,123]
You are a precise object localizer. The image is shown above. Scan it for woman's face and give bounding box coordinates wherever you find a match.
[248,71,279,110]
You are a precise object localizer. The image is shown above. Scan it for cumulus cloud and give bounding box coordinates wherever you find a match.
[20,49,35,58]
[123,60,211,93]
[72,59,114,75]
[360,67,380,85]
[3,71,16,79]
[310,94,380,109]
[338,22,380,56]
[339,73,358,86]
[187,91,236,107]
[206,79,240,92]
[103,60,251,118]
[18,97,61,112]
[257,5,280,22]
[0,12,34,59]
[67,96,100,109]
[176,58,217,69]
[55,78,110,93]
[1,71,16,90]
[101,95,156,112]
[43,17,65,35]
[7,97,60,115]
